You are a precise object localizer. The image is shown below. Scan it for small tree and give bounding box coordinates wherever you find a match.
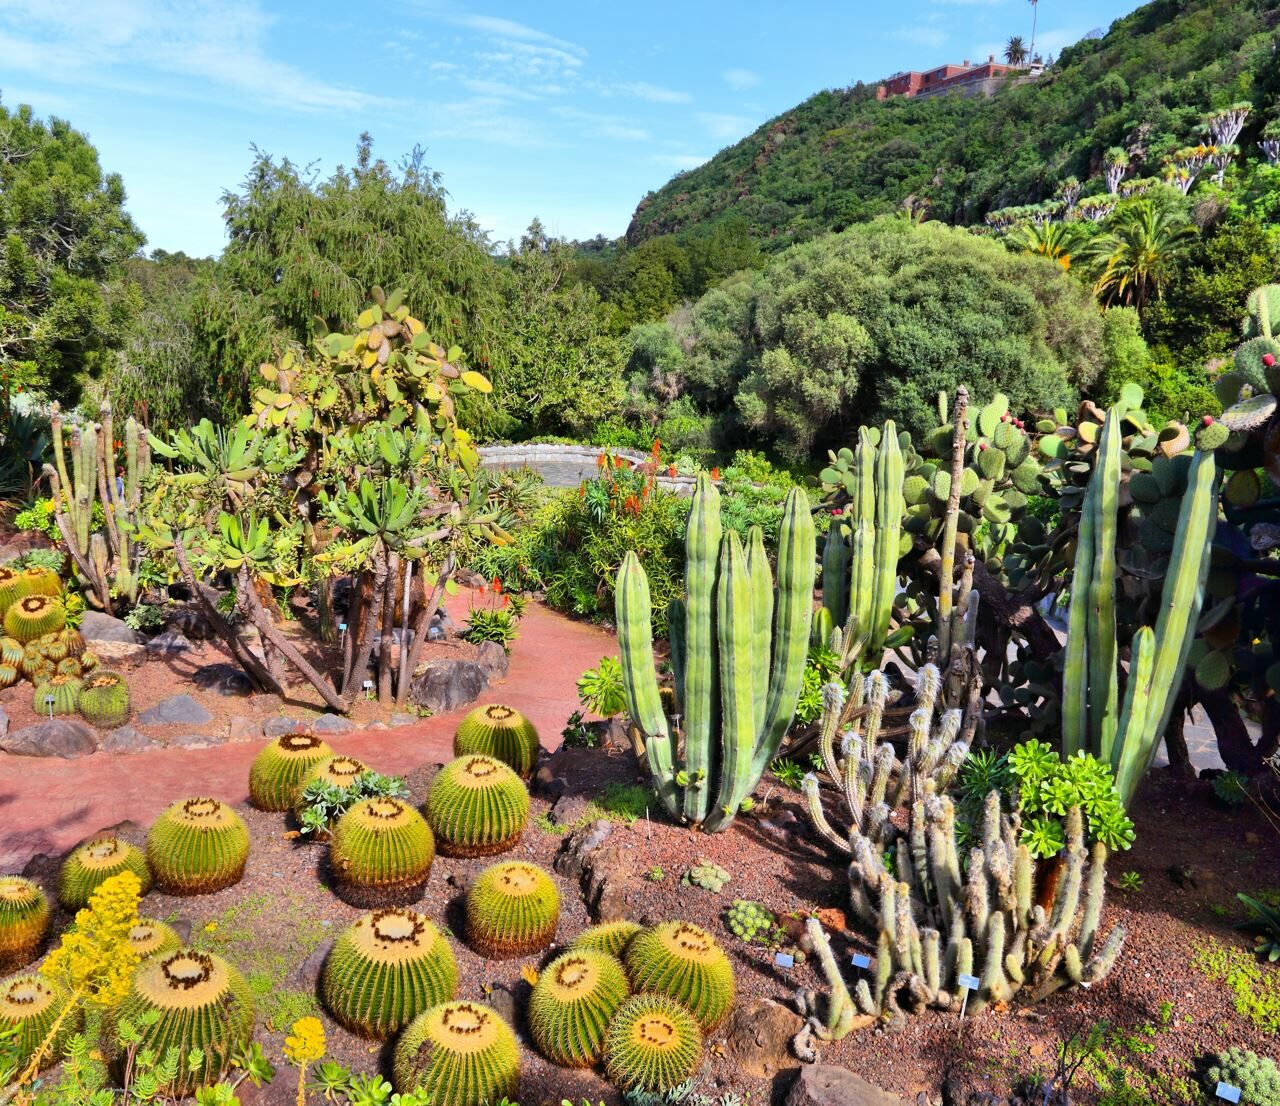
[1260,120,1280,165]
[1004,36,1028,66]
[1103,147,1130,194]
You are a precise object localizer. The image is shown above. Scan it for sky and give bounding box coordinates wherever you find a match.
[0,0,1140,258]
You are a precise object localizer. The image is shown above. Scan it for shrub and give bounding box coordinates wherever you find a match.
[321,909,457,1038]
[425,755,529,857]
[146,797,250,895]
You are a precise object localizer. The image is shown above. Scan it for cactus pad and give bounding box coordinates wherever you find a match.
[249,733,334,811]
[5,595,66,644]
[393,1002,520,1106]
[147,798,250,895]
[602,993,703,1094]
[465,861,560,959]
[0,877,49,972]
[77,670,131,727]
[127,918,183,959]
[624,921,736,1031]
[321,908,457,1038]
[454,703,540,778]
[425,754,529,857]
[569,920,643,959]
[330,798,435,906]
[33,673,81,716]
[58,837,152,911]
[115,950,255,1095]
[528,949,630,1067]
[0,974,75,1071]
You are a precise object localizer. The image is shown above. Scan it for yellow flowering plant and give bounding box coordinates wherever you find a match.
[283,1017,325,1106]
[41,870,143,1007]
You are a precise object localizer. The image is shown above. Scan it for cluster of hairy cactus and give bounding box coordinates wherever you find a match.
[1203,1047,1280,1106]
[58,837,152,910]
[112,949,255,1095]
[248,733,334,811]
[146,797,250,895]
[617,473,815,831]
[0,973,75,1071]
[465,861,560,958]
[321,908,457,1038]
[425,754,529,857]
[528,949,631,1066]
[801,664,970,857]
[454,704,541,779]
[0,876,50,972]
[842,790,1124,1022]
[392,1001,520,1106]
[330,797,435,906]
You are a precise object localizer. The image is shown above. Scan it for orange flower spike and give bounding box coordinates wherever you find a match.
[492,576,503,594]
[710,467,721,481]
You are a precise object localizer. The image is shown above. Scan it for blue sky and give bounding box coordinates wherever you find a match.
[0,0,1138,257]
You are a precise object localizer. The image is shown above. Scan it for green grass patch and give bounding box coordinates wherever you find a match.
[1194,940,1280,1033]
[535,782,657,835]
[192,892,326,1032]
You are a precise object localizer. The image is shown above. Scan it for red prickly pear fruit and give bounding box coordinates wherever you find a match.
[1202,415,1214,426]
[979,442,988,450]
[1263,353,1276,367]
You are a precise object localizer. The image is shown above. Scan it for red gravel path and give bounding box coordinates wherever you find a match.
[0,601,617,871]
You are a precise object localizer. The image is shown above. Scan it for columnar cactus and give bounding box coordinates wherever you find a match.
[1062,404,1218,806]
[616,475,815,830]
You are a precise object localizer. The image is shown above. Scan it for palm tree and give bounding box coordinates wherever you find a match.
[1007,219,1089,271]
[1029,0,1039,61]
[1083,200,1196,314]
[1005,36,1028,66]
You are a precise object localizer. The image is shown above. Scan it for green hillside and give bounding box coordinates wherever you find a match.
[624,0,1279,248]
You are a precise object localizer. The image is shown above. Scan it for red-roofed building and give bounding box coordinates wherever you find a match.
[877,55,1039,100]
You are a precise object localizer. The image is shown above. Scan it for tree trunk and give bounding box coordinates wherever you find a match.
[378,554,398,704]
[1198,686,1265,772]
[394,555,455,708]
[345,551,388,708]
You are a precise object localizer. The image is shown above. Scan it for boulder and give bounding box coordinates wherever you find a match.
[475,640,509,680]
[262,716,309,738]
[168,732,216,748]
[407,659,489,713]
[89,639,147,667]
[724,999,803,1079]
[390,712,419,727]
[549,794,590,826]
[192,663,253,697]
[312,713,354,736]
[553,819,633,922]
[553,820,615,883]
[146,629,194,655]
[97,725,160,754]
[138,694,213,727]
[80,611,145,644]
[167,606,216,641]
[291,937,333,990]
[0,705,8,741]
[786,1067,905,1106]
[1,719,98,758]
[227,717,262,742]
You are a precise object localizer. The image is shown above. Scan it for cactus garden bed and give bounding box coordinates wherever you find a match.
[6,727,1278,1106]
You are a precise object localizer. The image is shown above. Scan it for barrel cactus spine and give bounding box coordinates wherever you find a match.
[33,673,81,716]
[624,921,735,1032]
[0,568,21,616]
[392,1001,519,1106]
[248,733,334,811]
[569,920,643,959]
[0,663,17,688]
[528,949,630,1067]
[616,475,815,831]
[127,918,183,959]
[425,754,529,857]
[146,798,250,895]
[0,974,76,1071]
[330,798,435,907]
[465,861,560,959]
[58,837,152,911]
[15,566,62,600]
[0,877,50,972]
[5,595,66,644]
[602,992,703,1095]
[77,670,131,728]
[113,949,255,1095]
[453,704,541,779]
[0,635,23,667]
[39,632,69,663]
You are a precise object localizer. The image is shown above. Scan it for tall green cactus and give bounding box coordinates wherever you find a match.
[617,474,815,832]
[1062,403,1218,806]
[45,402,149,614]
[819,423,906,663]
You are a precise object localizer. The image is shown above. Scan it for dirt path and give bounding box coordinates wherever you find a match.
[0,601,617,871]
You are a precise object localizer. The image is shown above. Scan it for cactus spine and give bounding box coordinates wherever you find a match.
[1062,403,1218,806]
[616,475,815,831]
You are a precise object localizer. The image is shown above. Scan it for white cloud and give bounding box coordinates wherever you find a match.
[890,24,949,49]
[0,1,392,115]
[614,81,691,104]
[722,68,760,90]
[698,112,755,141]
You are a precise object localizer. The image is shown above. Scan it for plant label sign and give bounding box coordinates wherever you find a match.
[774,952,795,969]
[957,974,980,991]
[1215,1084,1242,1104]
[850,953,872,970]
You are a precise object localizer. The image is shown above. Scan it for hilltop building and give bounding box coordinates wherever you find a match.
[876,56,1044,100]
